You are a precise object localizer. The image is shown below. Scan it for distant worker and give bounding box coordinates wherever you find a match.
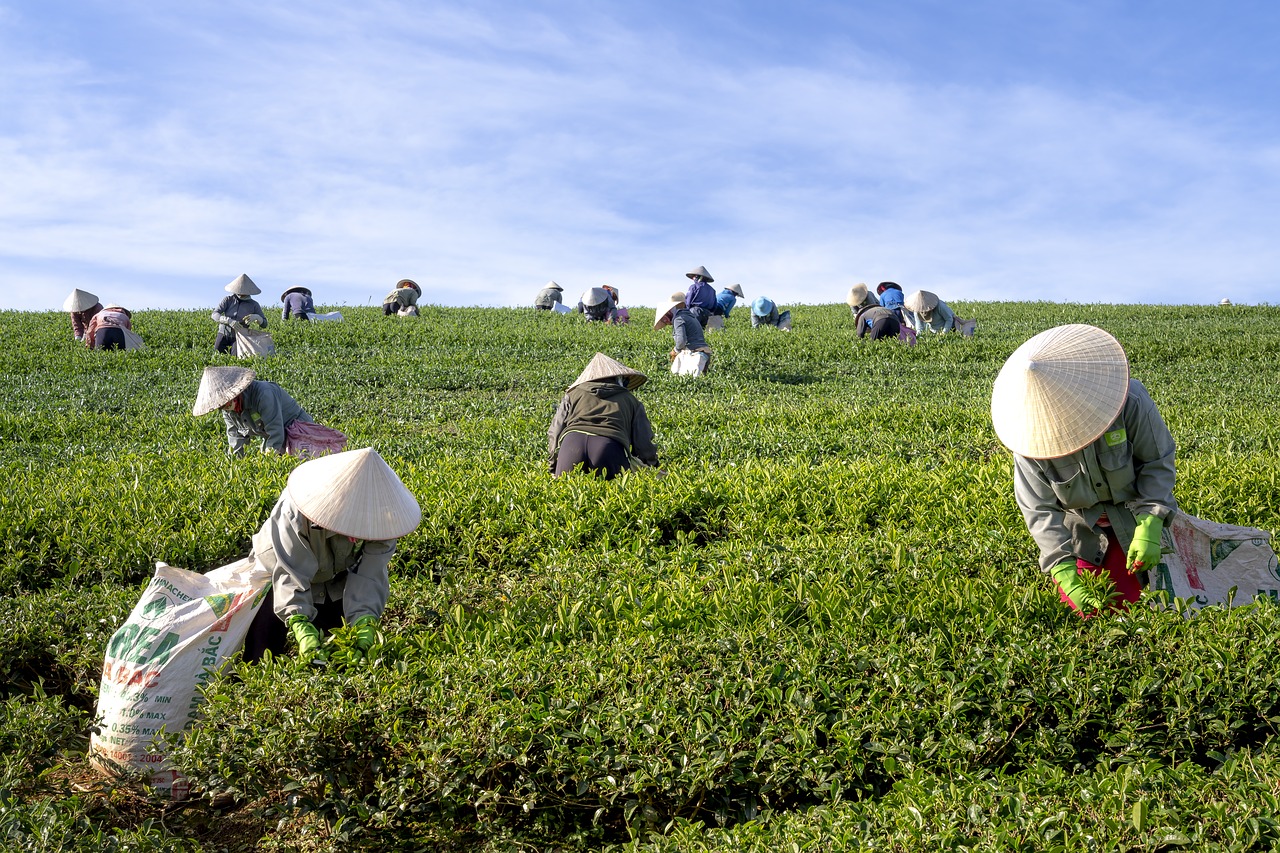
[879,286,906,322]
[213,274,268,354]
[577,287,615,322]
[601,285,623,323]
[750,296,792,330]
[547,352,659,478]
[846,283,879,314]
[84,304,139,350]
[904,290,976,336]
[655,291,712,375]
[684,266,719,327]
[854,304,902,342]
[192,366,346,457]
[716,283,745,319]
[383,279,421,316]
[64,288,104,342]
[280,286,315,321]
[240,448,422,664]
[534,281,564,310]
[991,324,1177,615]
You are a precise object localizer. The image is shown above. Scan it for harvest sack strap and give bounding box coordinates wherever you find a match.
[1147,513,1278,609]
[284,420,348,458]
[234,327,276,357]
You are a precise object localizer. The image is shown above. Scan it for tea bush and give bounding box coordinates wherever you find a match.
[2,301,1280,850]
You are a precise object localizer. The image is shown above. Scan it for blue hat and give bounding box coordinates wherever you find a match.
[752,297,774,315]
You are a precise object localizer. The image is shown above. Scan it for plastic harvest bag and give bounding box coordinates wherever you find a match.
[90,559,271,799]
[551,302,573,314]
[234,326,276,357]
[284,420,348,458]
[1148,513,1278,608]
[671,350,710,376]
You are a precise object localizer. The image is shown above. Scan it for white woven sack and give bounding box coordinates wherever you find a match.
[706,315,726,331]
[234,327,275,357]
[1148,513,1278,609]
[306,311,344,322]
[121,328,147,350]
[90,558,271,799]
[670,350,709,376]
[552,302,573,314]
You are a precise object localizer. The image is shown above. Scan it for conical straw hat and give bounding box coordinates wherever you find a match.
[286,447,422,540]
[905,290,938,314]
[63,288,99,312]
[396,279,421,295]
[192,366,256,416]
[726,283,744,298]
[990,324,1130,459]
[847,283,869,307]
[545,281,563,291]
[582,287,610,307]
[569,352,647,391]
[280,285,311,300]
[685,265,714,282]
[225,274,261,295]
[654,291,686,329]
[102,304,132,317]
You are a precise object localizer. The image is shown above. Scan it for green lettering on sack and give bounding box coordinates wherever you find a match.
[149,631,182,666]
[130,627,162,664]
[108,624,140,659]
[1105,428,1127,446]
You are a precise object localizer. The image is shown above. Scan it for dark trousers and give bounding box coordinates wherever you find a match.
[99,328,126,350]
[214,328,236,354]
[242,586,345,662]
[554,433,629,480]
[865,316,901,341]
[383,302,397,316]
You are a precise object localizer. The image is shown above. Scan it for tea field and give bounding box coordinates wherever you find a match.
[3,300,1280,852]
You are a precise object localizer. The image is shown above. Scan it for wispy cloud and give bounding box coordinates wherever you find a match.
[1,0,1276,311]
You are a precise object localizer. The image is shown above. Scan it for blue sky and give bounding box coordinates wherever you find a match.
[3,0,1278,311]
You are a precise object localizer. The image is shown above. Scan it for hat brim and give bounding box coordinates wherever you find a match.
[192,367,256,416]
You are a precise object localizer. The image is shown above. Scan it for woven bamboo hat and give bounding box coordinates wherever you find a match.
[847,283,871,307]
[63,288,99,312]
[225,274,261,296]
[192,366,256,416]
[991,324,1130,459]
[569,352,647,391]
[582,287,610,307]
[726,283,745,298]
[397,279,421,295]
[685,265,714,282]
[103,304,132,317]
[654,291,687,329]
[545,281,563,291]
[280,286,311,301]
[905,290,938,315]
[286,447,422,540]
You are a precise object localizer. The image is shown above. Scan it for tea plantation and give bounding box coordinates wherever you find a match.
[2,301,1280,851]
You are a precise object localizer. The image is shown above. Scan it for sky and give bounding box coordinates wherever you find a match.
[2,0,1279,311]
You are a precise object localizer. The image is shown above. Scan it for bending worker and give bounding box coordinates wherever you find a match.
[64,288,104,342]
[241,448,422,664]
[192,366,315,455]
[213,274,268,354]
[991,324,1177,614]
[383,279,421,316]
[547,352,659,478]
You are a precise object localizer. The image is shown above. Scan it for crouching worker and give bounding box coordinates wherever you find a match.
[383,279,421,316]
[193,366,346,457]
[751,296,792,330]
[655,292,713,376]
[548,353,659,478]
[991,324,1177,615]
[241,448,422,664]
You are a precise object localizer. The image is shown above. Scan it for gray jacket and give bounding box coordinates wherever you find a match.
[221,380,313,454]
[251,491,396,623]
[535,287,563,309]
[672,307,707,351]
[1013,379,1177,573]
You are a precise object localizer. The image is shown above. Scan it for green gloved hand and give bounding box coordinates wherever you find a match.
[351,615,380,658]
[1051,561,1100,612]
[1127,513,1164,572]
[287,613,327,664]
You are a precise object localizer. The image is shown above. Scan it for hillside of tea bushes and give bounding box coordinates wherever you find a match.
[3,300,1280,852]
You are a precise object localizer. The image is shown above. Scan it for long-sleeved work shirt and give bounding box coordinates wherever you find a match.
[1013,379,1178,573]
[213,295,266,327]
[281,291,315,320]
[70,303,103,340]
[716,289,739,318]
[909,300,956,334]
[221,380,313,455]
[534,287,563,309]
[84,309,133,349]
[383,288,419,310]
[672,307,708,351]
[250,491,395,623]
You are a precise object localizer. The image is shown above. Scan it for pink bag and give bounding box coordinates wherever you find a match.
[284,420,348,458]
[898,326,917,346]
